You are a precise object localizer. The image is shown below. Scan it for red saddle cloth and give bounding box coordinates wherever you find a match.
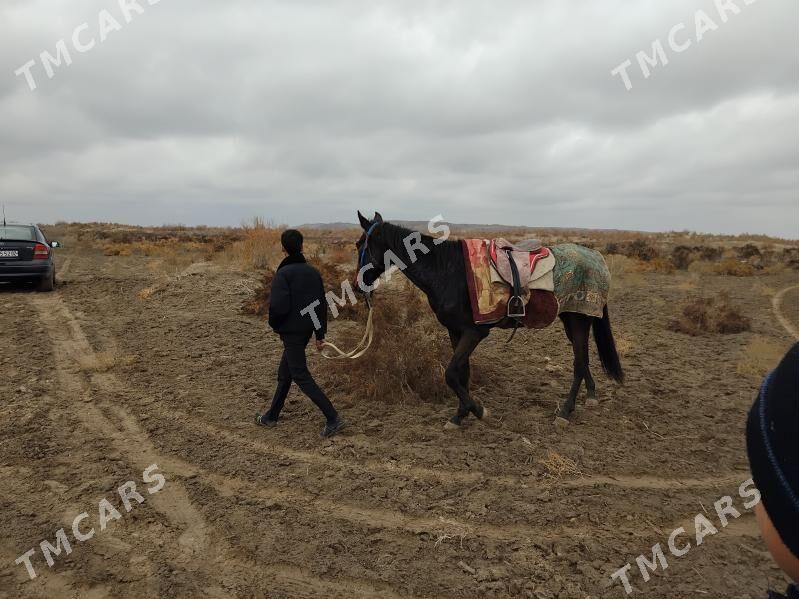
[462,239,559,329]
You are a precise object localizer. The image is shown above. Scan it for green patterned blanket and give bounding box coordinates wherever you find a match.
[550,244,610,318]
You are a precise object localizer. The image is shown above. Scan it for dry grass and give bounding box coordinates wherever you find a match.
[713,259,756,277]
[318,282,457,403]
[668,293,752,336]
[77,351,136,373]
[633,257,676,274]
[539,450,582,478]
[615,334,634,359]
[605,255,644,288]
[137,286,157,301]
[221,218,284,270]
[736,336,790,377]
[675,277,698,292]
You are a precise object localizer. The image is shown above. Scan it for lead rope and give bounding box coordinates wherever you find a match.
[319,297,375,360]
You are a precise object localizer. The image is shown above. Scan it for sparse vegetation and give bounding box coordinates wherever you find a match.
[316,280,496,403]
[712,259,756,277]
[736,336,790,377]
[539,450,582,478]
[668,293,752,336]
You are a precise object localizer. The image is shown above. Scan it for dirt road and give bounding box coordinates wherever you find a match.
[1,243,796,597]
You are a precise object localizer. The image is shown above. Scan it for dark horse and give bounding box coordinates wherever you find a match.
[354,212,624,429]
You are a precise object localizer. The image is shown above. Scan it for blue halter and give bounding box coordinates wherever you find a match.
[359,222,380,269]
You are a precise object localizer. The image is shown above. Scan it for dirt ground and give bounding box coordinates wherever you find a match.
[1,234,798,598]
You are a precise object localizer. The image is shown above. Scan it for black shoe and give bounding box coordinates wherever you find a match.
[256,413,278,428]
[321,419,346,438]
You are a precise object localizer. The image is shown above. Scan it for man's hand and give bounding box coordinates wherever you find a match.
[315,339,325,352]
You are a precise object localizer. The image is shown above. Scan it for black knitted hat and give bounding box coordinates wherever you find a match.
[746,343,799,559]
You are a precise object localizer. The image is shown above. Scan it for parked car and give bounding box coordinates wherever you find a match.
[0,224,59,292]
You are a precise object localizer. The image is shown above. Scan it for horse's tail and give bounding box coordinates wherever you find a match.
[593,305,625,384]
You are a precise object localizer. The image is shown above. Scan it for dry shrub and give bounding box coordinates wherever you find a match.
[633,257,675,274]
[737,244,762,260]
[103,244,133,257]
[242,260,363,321]
[737,336,789,377]
[606,239,660,262]
[242,270,274,317]
[672,245,725,270]
[668,293,751,336]
[713,259,756,277]
[319,284,455,404]
[783,248,799,270]
[225,218,284,270]
[606,253,675,276]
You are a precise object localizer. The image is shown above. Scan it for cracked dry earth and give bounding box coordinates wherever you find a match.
[1,242,797,598]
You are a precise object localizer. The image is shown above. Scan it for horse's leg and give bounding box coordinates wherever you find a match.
[445,329,468,425]
[556,314,590,426]
[444,328,487,428]
[458,353,488,422]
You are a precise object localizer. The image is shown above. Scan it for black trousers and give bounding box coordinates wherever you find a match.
[265,332,338,423]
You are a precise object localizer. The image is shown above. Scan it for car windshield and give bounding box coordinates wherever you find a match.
[0,226,36,241]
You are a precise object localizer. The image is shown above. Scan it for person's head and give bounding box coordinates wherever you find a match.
[281,229,303,256]
[747,343,799,582]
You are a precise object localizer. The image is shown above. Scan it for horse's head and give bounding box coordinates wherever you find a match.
[354,211,386,291]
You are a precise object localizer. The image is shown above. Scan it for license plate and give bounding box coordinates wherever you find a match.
[0,250,19,258]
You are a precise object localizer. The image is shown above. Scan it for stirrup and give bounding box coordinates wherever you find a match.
[507,295,526,319]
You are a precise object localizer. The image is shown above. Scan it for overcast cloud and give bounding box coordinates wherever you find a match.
[1,0,797,236]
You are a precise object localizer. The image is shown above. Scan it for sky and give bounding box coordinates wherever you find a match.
[1,0,797,237]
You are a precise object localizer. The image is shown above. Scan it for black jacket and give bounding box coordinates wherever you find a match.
[769,586,799,599]
[268,254,328,340]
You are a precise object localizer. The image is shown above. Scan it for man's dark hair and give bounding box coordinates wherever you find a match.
[281,229,304,255]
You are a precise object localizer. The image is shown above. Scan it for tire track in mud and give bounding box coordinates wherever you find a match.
[0,466,146,598]
[33,294,402,599]
[113,404,755,545]
[57,257,72,281]
[0,543,111,599]
[162,410,751,493]
[773,284,799,341]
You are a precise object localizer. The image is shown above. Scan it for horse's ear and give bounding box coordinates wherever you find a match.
[357,211,370,230]
[374,212,384,223]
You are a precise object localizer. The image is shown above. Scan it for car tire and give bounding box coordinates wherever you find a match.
[36,271,55,292]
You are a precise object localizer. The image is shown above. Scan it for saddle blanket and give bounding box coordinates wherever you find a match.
[462,239,559,327]
[549,243,610,319]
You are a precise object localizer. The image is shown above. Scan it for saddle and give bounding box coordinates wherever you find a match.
[488,238,551,319]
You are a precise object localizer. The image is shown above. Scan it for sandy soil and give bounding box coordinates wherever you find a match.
[1,240,797,598]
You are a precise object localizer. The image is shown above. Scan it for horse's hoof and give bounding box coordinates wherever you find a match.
[554,416,570,429]
[586,398,599,409]
[444,420,461,431]
[478,407,490,422]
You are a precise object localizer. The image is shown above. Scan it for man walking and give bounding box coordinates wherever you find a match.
[256,229,345,437]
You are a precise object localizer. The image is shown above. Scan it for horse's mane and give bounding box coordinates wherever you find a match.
[379,221,460,268]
